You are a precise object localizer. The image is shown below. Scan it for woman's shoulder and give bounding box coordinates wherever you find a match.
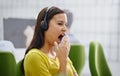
[27,48,41,56]
[24,48,49,70]
[25,48,48,60]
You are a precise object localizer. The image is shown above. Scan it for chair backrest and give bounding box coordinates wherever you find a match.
[16,60,24,76]
[0,51,16,76]
[89,41,112,76]
[69,44,85,75]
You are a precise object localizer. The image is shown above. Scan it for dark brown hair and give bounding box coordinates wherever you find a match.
[21,6,65,74]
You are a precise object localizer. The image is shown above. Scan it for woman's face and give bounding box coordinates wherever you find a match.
[45,13,67,45]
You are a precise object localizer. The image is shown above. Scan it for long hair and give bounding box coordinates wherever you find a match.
[21,6,65,74]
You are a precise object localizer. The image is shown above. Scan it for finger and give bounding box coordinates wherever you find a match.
[54,41,59,51]
[61,36,69,46]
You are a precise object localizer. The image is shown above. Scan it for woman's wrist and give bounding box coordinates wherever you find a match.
[59,60,67,75]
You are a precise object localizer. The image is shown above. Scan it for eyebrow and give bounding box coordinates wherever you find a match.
[57,21,64,23]
[57,20,67,23]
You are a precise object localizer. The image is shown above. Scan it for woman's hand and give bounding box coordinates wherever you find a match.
[54,35,70,74]
[54,35,70,62]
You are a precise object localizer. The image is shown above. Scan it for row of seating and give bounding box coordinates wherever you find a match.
[0,41,112,76]
[69,41,112,76]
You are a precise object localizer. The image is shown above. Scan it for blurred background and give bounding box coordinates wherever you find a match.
[0,0,120,76]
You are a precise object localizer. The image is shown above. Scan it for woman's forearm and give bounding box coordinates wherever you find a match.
[58,60,67,76]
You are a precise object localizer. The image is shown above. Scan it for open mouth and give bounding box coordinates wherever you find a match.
[58,33,65,42]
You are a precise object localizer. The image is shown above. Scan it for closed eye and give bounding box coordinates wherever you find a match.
[57,22,63,26]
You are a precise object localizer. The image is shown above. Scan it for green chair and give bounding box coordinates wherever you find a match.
[89,41,112,76]
[69,44,85,76]
[16,60,24,76]
[0,51,16,76]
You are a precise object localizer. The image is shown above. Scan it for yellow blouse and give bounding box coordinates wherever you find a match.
[24,48,76,76]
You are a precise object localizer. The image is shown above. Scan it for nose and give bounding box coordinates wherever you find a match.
[62,25,67,32]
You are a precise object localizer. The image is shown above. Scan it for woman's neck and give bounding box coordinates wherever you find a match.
[40,44,56,59]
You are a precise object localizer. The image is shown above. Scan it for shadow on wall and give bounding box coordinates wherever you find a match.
[3,18,36,48]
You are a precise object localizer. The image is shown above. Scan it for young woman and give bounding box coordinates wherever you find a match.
[21,6,78,76]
